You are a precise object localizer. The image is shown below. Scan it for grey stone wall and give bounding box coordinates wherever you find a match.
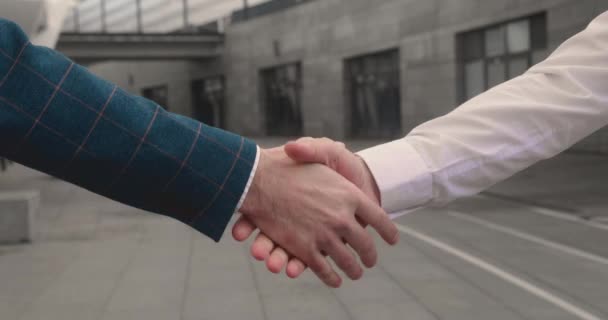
[88,59,223,118]
[225,0,608,148]
[87,0,608,152]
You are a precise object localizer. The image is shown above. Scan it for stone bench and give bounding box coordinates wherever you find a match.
[0,191,40,244]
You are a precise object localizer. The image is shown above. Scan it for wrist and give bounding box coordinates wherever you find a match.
[241,148,281,217]
[357,156,381,205]
[241,149,266,216]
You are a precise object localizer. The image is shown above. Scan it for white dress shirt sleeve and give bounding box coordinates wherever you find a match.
[235,146,261,213]
[358,11,608,218]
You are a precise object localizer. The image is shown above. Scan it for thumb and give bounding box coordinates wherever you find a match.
[232,215,257,242]
[284,139,319,163]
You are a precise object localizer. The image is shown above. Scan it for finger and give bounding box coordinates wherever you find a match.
[251,233,275,261]
[343,223,377,268]
[325,236,363,280]
[308,254,342,288]
[232,215,257,242]
[286,258,307,279]
[355,215,368,228]
[355,190,399,246]
[284,138,318,163]
[285,138,343,169]
[285,139,360,184]
[267,247,289,274]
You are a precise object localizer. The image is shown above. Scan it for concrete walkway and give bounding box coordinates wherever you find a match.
[1,148,607,320]
[484,152,608,221]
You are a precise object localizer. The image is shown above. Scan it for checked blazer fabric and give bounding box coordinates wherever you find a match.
[0,19,258,241]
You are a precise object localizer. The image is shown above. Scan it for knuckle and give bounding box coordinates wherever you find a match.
[317,233,333,248]
[332,216,352,233]
[346,191,361,206]
[356,234,375,255]
[363,237,376,254]
[336,224,351,236]
[337,185,355,199]
[329,156,339,169]
[340,257,362,280]
[345,182,359,193]
[321,137,333,144]
[366,208,382,223]
[341,256,357,271]
[309,257,327,275]
[283,231,297,245]
[303,252,320,268]
[319,266,335,280]
[362,246,378,266]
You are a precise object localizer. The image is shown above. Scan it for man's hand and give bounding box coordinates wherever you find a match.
[239,144,397,288]
[234,138,388,280]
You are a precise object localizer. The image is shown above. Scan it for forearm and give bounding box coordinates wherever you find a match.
[0,19,258,241]
[359,11,608,215]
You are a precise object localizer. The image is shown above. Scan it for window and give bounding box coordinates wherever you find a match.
[345,49,401,138]
[142,85,169,110]
[260,63,303,136]
[192,77,225,129]
[458,14,547,101]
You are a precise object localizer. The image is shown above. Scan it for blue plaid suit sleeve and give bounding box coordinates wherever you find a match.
[0,19,258,242]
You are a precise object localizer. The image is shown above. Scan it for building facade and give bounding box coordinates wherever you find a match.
[86,0,608,152]
[62,0,270,33]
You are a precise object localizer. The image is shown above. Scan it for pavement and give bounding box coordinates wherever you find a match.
[483,152,608,221]
[1,141,608,320]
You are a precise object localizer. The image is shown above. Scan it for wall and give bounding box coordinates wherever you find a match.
[224,0,608,147]
[86,0,608,152]
[89,58,223,118]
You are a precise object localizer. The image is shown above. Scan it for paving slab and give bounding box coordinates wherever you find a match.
[1,148,608,320]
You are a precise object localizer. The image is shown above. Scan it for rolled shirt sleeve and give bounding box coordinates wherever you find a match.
[357,140,432,218]
[358,11,608,218]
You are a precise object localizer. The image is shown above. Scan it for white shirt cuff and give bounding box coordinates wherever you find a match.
[235,145,261,213]
[357,139,433,218]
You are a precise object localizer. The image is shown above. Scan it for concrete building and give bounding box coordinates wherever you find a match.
[75,0,608,151]
[1,0,72,48]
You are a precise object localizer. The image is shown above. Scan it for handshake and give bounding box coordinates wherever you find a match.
[233,137,399,288]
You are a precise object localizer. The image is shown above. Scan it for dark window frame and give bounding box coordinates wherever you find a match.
[259,62,303,137]
[141,84,169,110]
[344,48,402,139]
[456,13,547,103]
[191,75,226,129]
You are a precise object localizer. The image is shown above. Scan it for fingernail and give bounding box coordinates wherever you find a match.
[391,231,400,245]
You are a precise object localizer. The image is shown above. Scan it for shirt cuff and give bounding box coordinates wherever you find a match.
[357,139,433,216]
[235,145,261,213]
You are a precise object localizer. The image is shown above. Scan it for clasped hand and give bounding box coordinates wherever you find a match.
[237,138,398,288]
